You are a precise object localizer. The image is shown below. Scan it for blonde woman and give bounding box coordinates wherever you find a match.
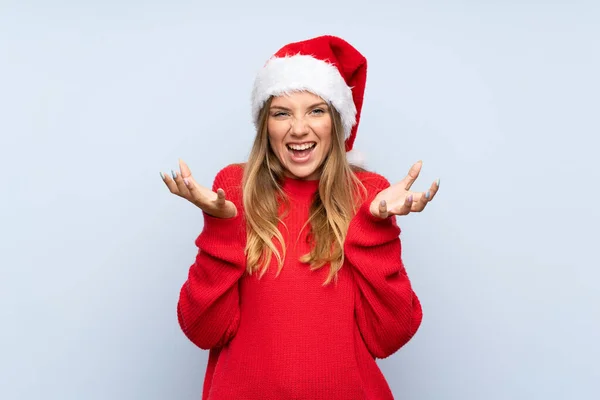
[161,35,439,400]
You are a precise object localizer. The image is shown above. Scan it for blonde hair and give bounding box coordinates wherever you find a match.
[242,95,367,285]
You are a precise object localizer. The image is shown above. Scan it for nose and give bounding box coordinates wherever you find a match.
[290,115,309,136]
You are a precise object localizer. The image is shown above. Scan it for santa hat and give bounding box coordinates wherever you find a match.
[251,35,367,157]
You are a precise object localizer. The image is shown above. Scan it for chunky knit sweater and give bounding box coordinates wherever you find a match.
[177,164,422,400]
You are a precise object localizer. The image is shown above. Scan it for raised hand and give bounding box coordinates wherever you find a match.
[160,159,238,219]
[370,161,439,219]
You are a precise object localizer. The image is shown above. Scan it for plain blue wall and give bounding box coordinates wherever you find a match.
[1,1,599,399]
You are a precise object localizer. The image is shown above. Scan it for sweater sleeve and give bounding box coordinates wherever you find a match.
[177,165,247,350]
[344,174,423,359]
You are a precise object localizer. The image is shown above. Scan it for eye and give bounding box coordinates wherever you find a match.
[311,108,325,115]
[271,111,289,117]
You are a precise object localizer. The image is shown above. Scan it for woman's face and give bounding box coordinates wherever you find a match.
[267,91,333,180]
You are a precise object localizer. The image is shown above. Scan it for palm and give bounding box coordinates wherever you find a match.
[160,159,237,219]
[370,161,440,218]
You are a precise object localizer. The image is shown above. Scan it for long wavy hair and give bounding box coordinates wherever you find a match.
[242,95,367,285]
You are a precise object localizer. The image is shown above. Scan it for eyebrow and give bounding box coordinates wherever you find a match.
[270,102,329,111]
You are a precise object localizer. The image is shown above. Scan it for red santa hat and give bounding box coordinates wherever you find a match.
[251,35,367,155]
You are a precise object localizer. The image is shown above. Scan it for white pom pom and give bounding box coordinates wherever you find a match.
[346,149,367,167]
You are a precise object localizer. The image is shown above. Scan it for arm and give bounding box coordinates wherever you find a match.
[344,175,423,359]
[177,165,246,349]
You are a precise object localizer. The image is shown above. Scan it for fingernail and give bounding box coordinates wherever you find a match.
[160,172,164,180]
[380,200,386,207]
[436,178,440,186]
[171,170,176,179]
[425,191,430,199]
[407,195,413,202]
[183,178,189,186]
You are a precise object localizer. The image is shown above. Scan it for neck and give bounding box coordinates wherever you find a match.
[281,175,320,197]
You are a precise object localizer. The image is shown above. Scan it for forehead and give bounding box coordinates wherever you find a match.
[270,91,327,107]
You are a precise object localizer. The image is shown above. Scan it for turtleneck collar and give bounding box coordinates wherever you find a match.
[281,175,320,197]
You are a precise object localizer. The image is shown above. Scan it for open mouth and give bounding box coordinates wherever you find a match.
[286,142,316,161]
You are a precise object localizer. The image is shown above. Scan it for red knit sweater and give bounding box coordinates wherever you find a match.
[177,164,422,400]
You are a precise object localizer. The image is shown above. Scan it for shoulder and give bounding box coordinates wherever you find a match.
[353,167,392,196]
[211,163,246,192]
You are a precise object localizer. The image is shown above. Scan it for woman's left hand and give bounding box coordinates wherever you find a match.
[370,161,440,219]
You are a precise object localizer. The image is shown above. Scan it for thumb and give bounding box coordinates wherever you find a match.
[215,188,227,206]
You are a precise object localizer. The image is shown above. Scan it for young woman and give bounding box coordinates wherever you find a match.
[161,35,439,400]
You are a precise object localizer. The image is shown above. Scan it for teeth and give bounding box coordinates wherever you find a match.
[288,143,315,151]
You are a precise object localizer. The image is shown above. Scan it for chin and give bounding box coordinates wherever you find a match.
[285,163,321,180]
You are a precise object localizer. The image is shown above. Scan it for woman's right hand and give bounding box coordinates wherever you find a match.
[161,159,238,219]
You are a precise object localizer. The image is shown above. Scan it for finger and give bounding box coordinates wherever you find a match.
[400,160,422,190]
[378,199,388,219]
[161,171,181,195]
[402,194,414,215]
[179,159,192,179]
[412,190,429,212]
[172,169,191,197]
[393,194,413,216]
[183,175,203,205]
[428,178,440,201]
